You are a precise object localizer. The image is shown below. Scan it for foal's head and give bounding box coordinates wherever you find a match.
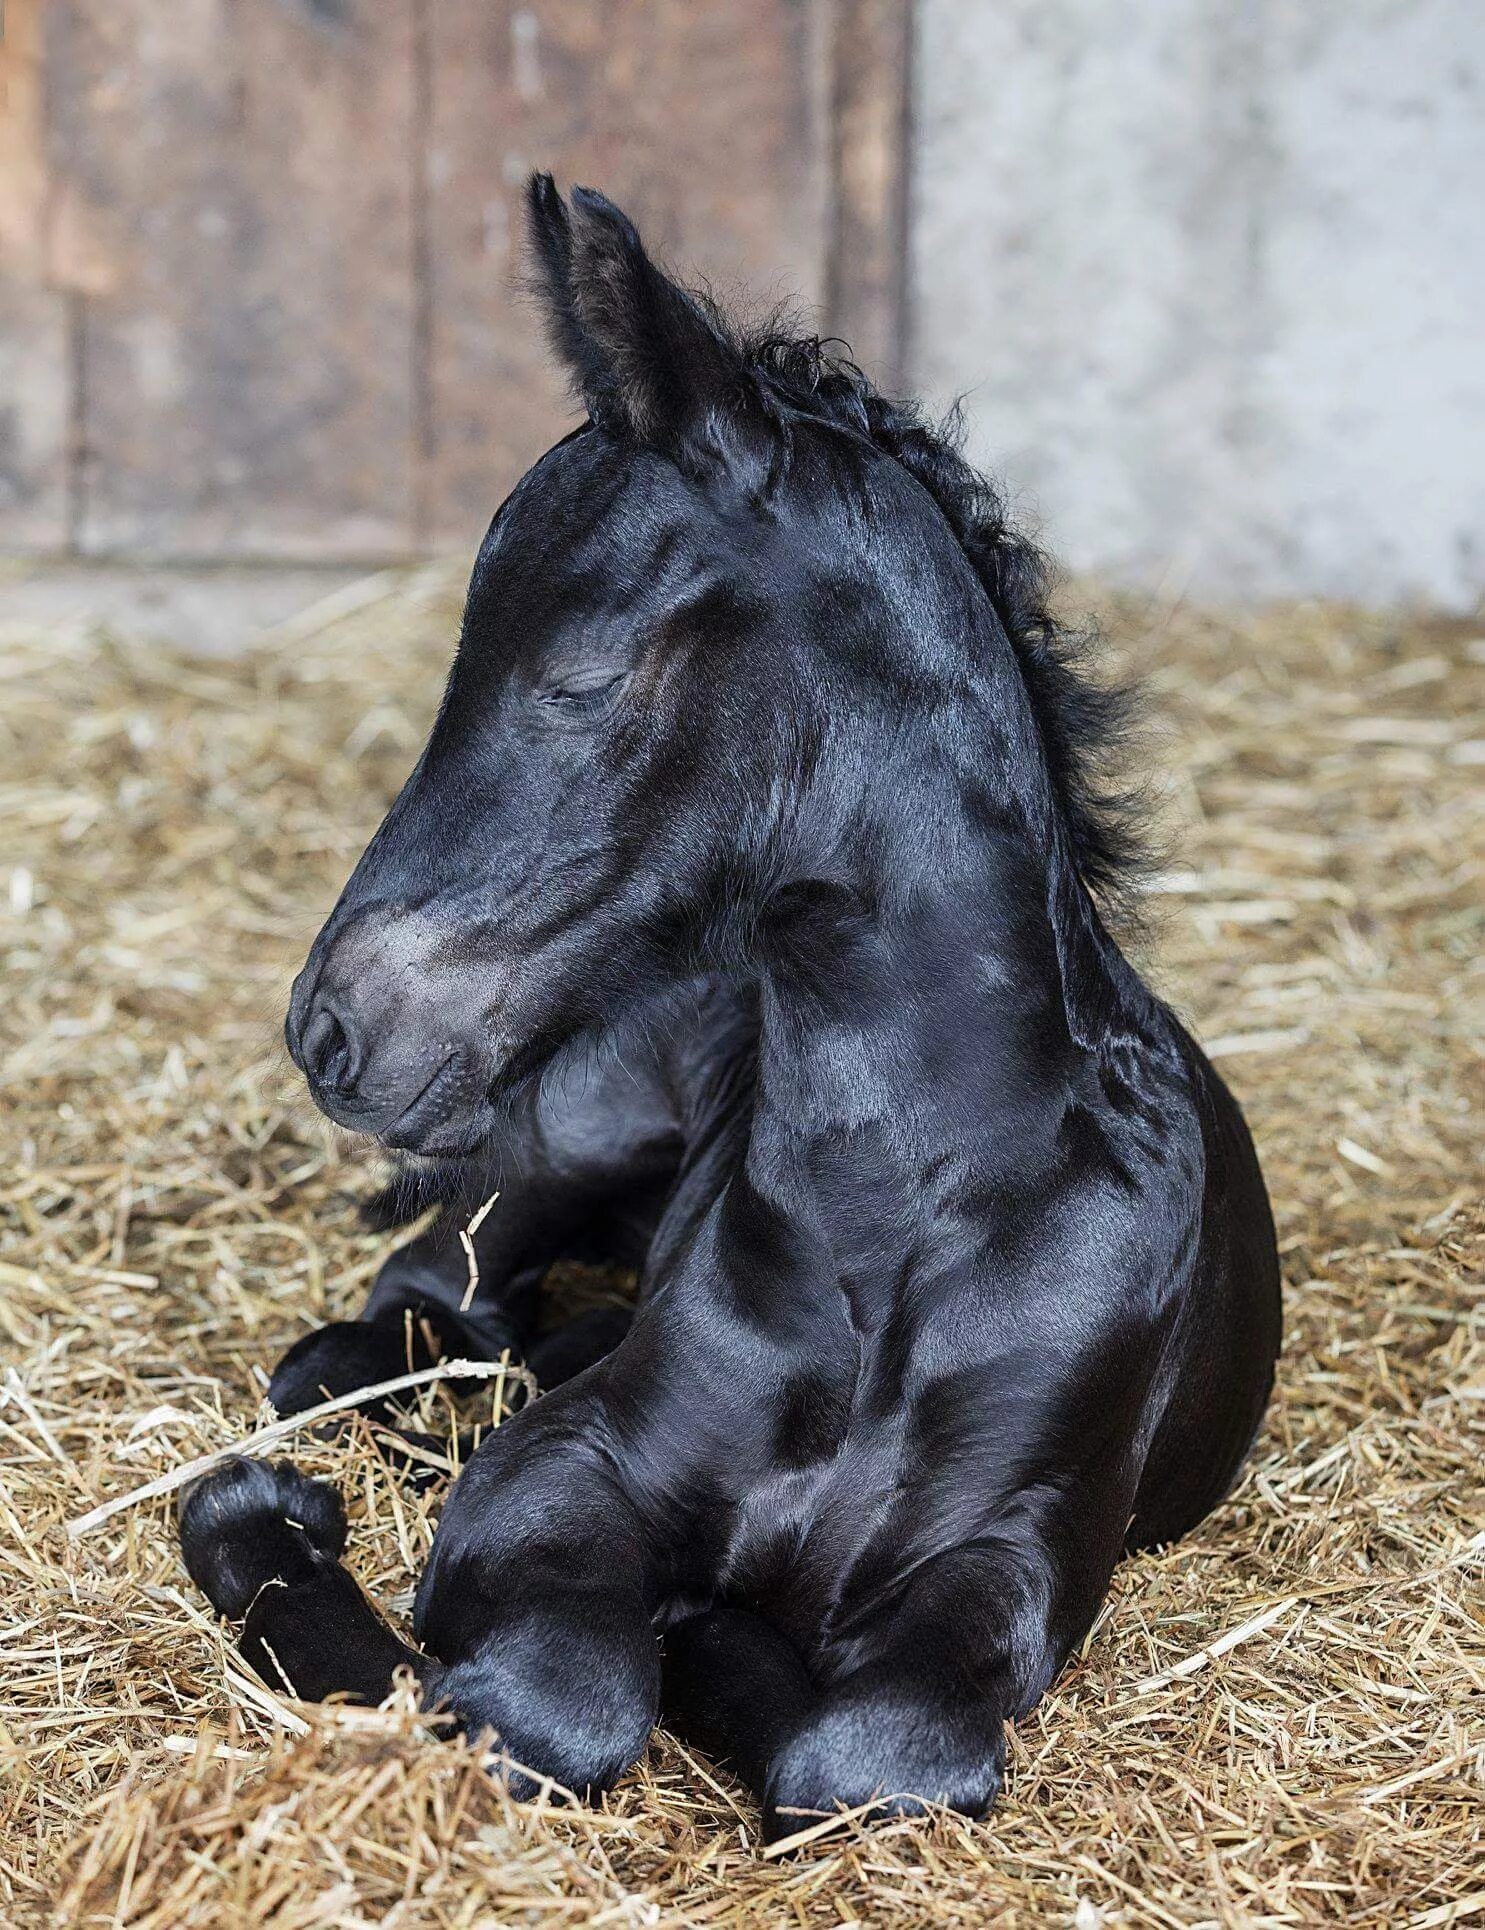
[286,177,1135,1155]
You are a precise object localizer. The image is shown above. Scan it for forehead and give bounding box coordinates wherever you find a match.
[467,429,699,614]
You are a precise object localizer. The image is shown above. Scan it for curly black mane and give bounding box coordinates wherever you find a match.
[745,334,1147,906]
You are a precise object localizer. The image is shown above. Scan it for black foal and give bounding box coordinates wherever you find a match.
[181,177,1279,1837]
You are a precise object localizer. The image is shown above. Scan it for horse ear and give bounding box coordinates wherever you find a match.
[525,174,612,412]
[525,175,755,458]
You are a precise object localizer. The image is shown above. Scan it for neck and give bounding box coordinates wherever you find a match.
[712,667,1160,1330]
[720,825,1075,1337]
[751,818,1078,1153]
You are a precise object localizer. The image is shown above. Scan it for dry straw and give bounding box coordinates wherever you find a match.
[0,571,1479,1925]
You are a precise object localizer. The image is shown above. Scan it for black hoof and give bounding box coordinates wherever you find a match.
[267,1317,445,1421]
[178,1457,346,1619]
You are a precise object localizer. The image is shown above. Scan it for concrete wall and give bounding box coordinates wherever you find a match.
[911,0,1485,609]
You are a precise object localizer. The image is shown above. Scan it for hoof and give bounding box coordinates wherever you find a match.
[267,1318,443,1420]
[178,1457,346,1619]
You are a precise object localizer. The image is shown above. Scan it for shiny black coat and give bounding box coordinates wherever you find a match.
[181,179,1279,1837]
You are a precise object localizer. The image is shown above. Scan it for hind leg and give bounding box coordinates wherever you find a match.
[525,1303,636,1388]
[267,1190,560,1423]
[182,1378,663,1798]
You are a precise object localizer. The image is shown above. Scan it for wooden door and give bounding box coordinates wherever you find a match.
[0,0,908,562]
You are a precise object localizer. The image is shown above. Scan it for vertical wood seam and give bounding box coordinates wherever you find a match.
[409,0,434,551]
[823,0,848,353]
[823,0,912,391]
[893,0,915,390]
[38,0,88,556]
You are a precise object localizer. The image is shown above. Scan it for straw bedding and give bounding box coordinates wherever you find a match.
[1,571,1480,1927]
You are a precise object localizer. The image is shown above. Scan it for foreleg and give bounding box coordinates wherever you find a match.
[409,1384,661,1793]
[179,1457,427,1705]
[760,1495,1128,1839]
[269,1144,671,1420]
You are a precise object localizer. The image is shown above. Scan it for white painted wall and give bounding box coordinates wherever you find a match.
[911,0,1485,609]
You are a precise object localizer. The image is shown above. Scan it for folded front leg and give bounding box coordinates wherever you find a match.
[759,1509,1122,1840]
[407,1379,663,1797]
[265,1200,546,1423]
[179,1457,429,1704]
[663,1603,820,1796]
[179,1385,663,1801]
[267,1121,671,1424]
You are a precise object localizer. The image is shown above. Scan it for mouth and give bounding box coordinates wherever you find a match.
[311,1050,483,1152]
[378,1053,477,1151]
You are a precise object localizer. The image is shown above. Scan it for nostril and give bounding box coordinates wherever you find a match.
[302,1002,359,1093]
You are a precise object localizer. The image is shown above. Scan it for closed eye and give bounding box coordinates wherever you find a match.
[536,670,627,715]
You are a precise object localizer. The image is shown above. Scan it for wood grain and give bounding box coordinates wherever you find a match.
[0,0,909,560]
[0,0,71,549]
[46,0,419,559]
[420,0,831,548]
[825,0,911,391]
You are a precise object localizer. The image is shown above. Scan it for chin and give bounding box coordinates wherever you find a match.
[378,1109,493,1161]
[371,1021,594,1159]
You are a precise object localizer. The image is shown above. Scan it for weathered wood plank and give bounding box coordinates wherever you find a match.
[6,1,909,561]
[421,0,832,547]
[46,0,419,559]
[825,0,912,391]
[0,0,71,551]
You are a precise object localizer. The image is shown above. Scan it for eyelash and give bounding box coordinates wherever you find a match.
[539,673,625,713]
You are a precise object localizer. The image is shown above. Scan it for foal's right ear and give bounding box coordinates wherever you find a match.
[525,172,761,470]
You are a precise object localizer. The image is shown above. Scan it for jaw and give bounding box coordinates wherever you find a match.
[300,919,684,1161]
[312,1069,495,1163]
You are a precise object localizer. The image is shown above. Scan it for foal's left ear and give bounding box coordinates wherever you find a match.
[526,175,763,471]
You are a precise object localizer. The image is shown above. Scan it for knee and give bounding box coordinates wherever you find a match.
[762,1684,1005,1843]
[432,1606,660,1799]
